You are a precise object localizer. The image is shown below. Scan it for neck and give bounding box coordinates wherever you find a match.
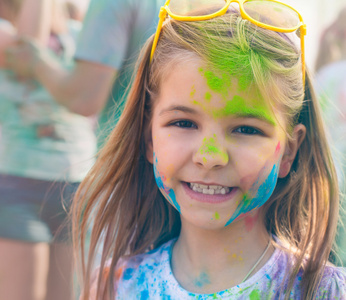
[171,211,274,294]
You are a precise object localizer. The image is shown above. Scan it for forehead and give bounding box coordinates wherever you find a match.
[156,58,284,125]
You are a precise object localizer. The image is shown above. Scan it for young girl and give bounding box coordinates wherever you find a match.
[72,1,346,299]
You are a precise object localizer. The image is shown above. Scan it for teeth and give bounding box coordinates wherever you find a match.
[189,183,230,195]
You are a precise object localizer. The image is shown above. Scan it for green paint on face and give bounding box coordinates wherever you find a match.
[192,67,275,125]
[206,57,253,92]
[190,85,196,98]
[212,95,276,125]
[203,38,269,92]
[205,92,212,102]
[198,136,228,164]
[249,289,261,300]
[214,211,220,220]
[199,68,231,98]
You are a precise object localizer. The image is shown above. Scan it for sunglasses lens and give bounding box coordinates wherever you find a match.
[243,0,300,29]
[169,0,226,16]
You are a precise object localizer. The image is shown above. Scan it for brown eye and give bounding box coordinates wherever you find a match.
[171,120,197,129]
[234,126,262,135]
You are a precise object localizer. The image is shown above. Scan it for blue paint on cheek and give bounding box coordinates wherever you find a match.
[225,163,279,226]
[153,153,181,212]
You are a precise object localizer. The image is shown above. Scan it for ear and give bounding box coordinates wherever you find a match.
[144,123,154,164]
[278,124,306,178]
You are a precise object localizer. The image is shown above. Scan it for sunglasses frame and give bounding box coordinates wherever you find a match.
[150,0,306,83]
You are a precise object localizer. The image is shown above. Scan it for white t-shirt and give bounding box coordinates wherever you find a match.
[92,239,346,299]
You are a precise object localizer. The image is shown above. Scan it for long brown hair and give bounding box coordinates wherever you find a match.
[72,11,339,300]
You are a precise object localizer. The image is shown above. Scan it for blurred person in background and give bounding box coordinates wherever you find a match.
[5,0,163,148]
[315,6,346,267]
[0,0,96,299]
[315,6,346,73]
[65,0,89,22]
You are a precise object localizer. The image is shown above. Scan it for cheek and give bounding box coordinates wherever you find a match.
[152,141,176,185]
[238,156,269,191]
[153,153,181,213]
[225,161,280,226]
[225,141,283,227]
[239,141,283,190]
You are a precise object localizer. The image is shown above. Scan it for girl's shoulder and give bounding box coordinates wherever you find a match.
[315,265,346,299]
[87,240,175,299]
[116,239,175,280]
[112,239,176,298]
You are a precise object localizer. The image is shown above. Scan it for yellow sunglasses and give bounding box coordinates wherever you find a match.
[150,0,306,83]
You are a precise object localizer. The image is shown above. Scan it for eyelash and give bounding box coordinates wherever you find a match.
[169,121,263,136]
[233,126,263,135]
[169,120,198,129]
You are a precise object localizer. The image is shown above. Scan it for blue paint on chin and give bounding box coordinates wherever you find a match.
[153,153,181,213]
[225,163,279,227]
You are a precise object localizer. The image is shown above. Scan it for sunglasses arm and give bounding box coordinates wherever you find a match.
[300,24,306,85]
[150,7,168,62]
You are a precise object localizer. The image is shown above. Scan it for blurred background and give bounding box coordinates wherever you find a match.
[68,0,346,70]
[285,0,345,70]
[1,0,346,299]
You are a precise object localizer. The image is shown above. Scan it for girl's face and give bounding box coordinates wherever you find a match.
[146,59,301,230]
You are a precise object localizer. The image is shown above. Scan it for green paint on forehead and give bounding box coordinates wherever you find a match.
[190,85,196,98]
[205,56,254,92]
[205,92,212,102]
[191,64,275,124]
[213,95,276,125]
[199,68,232,96]
[191,91,275,125]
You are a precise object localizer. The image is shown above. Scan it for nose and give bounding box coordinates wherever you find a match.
[193,136,229,169]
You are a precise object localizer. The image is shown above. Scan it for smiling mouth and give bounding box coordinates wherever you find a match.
[187,182,232,195]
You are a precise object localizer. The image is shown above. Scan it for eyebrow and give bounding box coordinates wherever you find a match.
[159,104,276,125]
[229,111,276,125]
[212,99,276,125]
[159,105,197,116]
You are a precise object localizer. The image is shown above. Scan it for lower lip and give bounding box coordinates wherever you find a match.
[182,182,238,204]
